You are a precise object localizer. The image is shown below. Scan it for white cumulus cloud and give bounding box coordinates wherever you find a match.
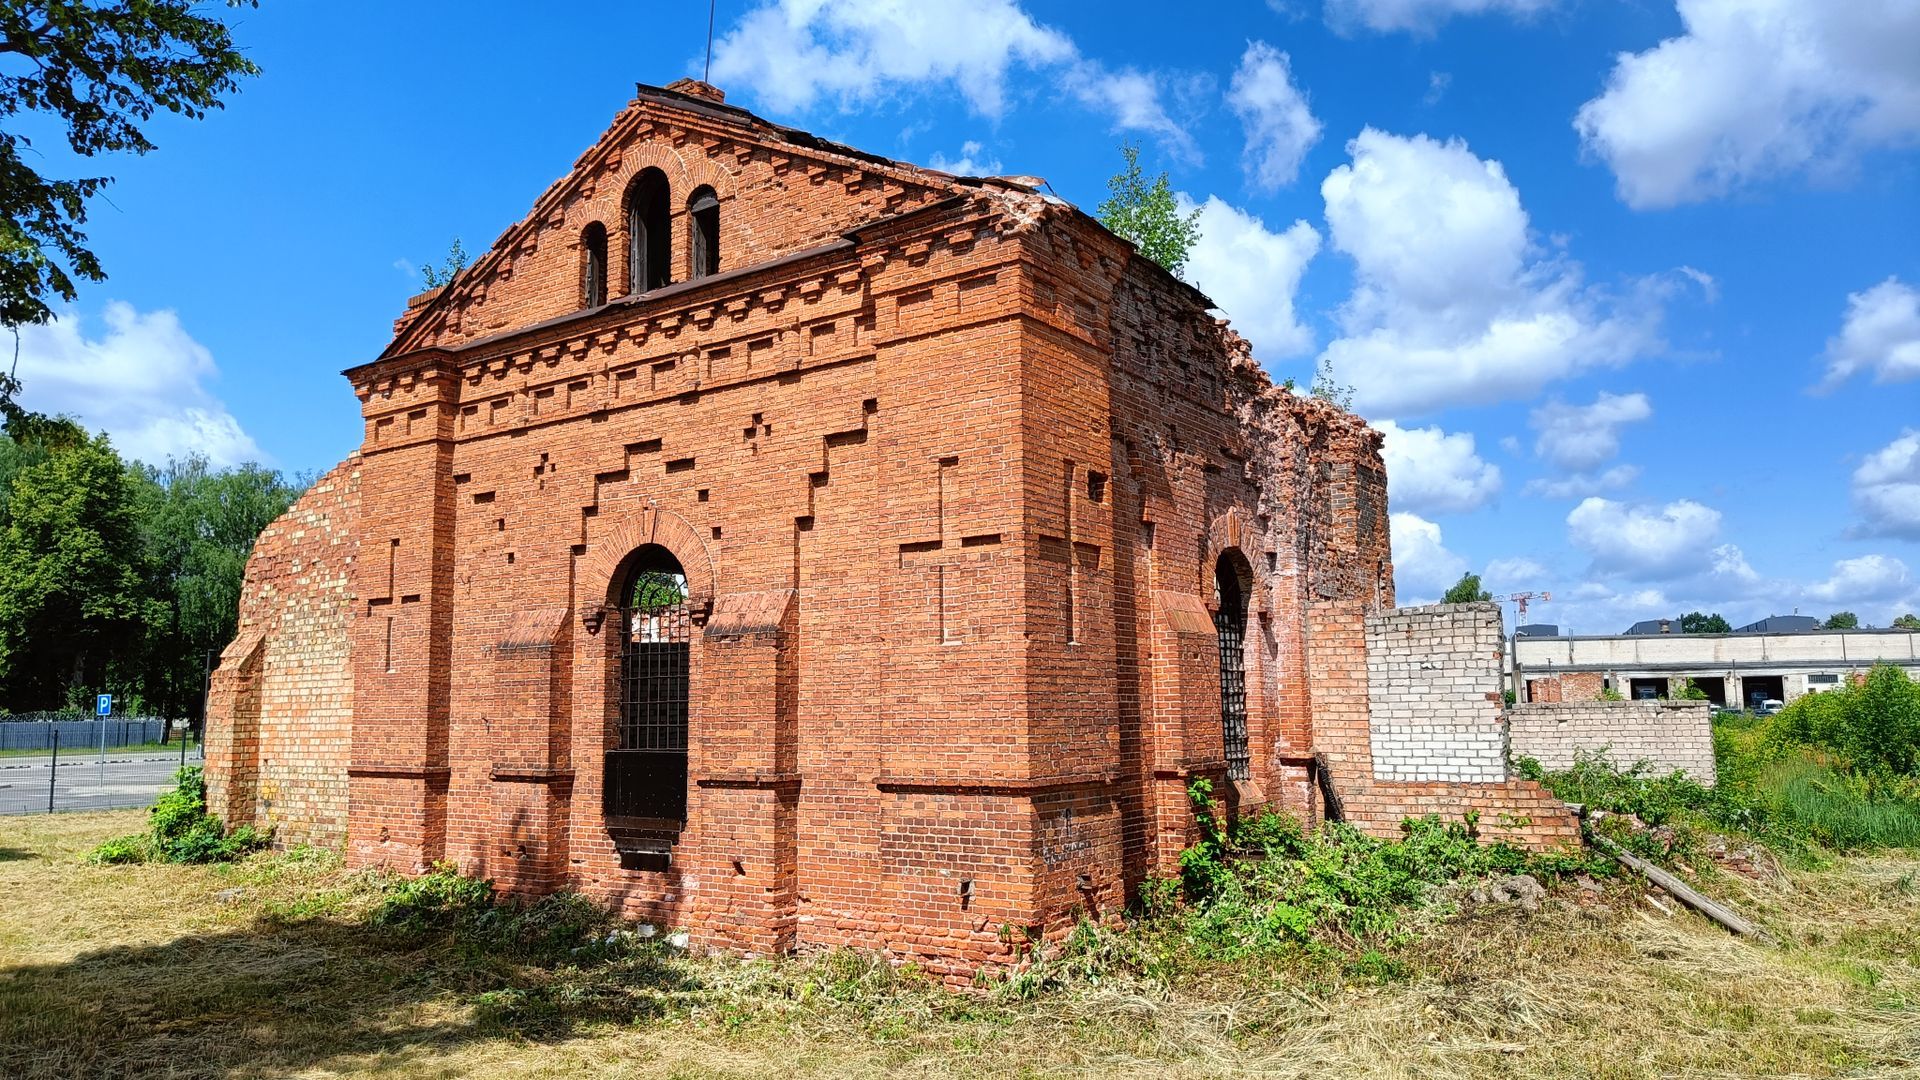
[1529,391,1653,471]
[1818,277,1920,390]
[13,302,263,468]
[1852,429,1920,541]
[1390,511,1468,602]
[1566,496,1723,579]
[1326,0,1558,35]
[1375,419,1502,515]
[1228,41,1322,189]
[1575,0,1920,208]
[926,140,1002,176]
[1802,554,1915,607]
[710,0,1196,158]
[1522,464,1642,499]
[1179,194,1321,361]
[1317,129,1659,416]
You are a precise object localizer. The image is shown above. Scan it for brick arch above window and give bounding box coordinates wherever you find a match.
[1203,507,1268,616]
[578,506,716,633]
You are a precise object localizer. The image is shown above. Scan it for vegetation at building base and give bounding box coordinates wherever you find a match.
[0,417,301,714]
[86,765,267,865]
[6,808,1918,1078]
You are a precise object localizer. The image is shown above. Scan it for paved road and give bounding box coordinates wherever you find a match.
[0,750,200,815]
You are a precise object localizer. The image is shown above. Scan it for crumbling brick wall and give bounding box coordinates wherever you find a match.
[205,456,359,846]
[1311,601,1580,850]
[1511,700,1716,784]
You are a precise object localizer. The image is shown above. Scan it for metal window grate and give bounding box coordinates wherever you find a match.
[1215,590,1251,782]
[605,601,690,827]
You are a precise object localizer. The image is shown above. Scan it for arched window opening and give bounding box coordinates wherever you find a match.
[1214,551,1253,782]
[624,168,671,294]
[580,221,608,309]
[606,544,690,864]
[687,186,720,280]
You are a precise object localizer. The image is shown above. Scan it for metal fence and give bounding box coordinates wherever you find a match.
[0,717,177,753]
[0,718,203,815]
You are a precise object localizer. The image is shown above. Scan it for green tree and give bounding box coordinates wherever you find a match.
[1442,572,1492,605]
[1824,611,1860,630]
[1679,611,1732,634]
[418,237,471,289]
[1895,613,1920,631]
[1095,143,1200,277]
[0,1,261,417]
[0,431,158,708]
[126,455,300,717]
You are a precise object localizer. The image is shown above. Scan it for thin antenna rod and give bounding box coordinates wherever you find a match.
[704,0,717,82]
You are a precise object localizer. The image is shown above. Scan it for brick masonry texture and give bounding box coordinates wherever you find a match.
[1365,604,1508,784]
[1523,670,1605,704]
[205,79,1579,982]
[1510,700,1717,785]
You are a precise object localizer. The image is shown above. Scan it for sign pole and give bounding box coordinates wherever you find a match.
[48,729,59,813]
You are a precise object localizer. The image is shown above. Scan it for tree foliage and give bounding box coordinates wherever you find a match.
[1095,143,1200,277]
[1824,611,1860,630]
[0,0,260,416]
[0,429,155,707]
[1679,611,1732,634]
[418,237,471,289]
[0,422,297,713]
[1442,572,1492,605]
[1895,613,1920,631]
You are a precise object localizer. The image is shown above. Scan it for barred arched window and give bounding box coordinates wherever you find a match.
[1214,551,1253,781]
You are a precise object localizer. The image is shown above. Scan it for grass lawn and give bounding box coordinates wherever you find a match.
[1,810,1916,1079]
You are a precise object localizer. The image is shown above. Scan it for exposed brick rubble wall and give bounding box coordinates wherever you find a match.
[1524,670,1604,703]
[1311,601,1581,851]
[206,78,1577,983]
[1511,700,1717,785]
[205,457,360,846]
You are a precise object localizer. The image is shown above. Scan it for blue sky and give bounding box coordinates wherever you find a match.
[13,0,1920,631]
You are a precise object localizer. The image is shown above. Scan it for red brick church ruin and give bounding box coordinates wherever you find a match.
[206,79,1577,978]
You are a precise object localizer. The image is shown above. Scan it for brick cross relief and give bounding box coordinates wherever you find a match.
[898,456,999,643]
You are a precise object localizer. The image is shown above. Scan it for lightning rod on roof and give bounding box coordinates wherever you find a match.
[705,0,717,83]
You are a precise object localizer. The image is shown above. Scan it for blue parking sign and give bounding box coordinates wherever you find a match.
[96,694,112,717]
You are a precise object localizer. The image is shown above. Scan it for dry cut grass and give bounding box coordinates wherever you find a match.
[0,810,1916,1079]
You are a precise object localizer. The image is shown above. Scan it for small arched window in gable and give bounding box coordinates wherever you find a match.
[688,186,720,280]
[580,221,608,309]
[625,168,671,294]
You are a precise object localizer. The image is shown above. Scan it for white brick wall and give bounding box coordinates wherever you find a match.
[1509,700,1716,784]
[1365,602,1508,783]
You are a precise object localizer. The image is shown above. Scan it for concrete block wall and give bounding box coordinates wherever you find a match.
[1510,699,1716,784]
[1365,603,1508,783]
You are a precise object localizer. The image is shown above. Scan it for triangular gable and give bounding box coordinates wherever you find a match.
[383,80,989,359]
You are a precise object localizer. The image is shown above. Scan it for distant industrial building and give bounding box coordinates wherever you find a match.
[1514,622,1920,708]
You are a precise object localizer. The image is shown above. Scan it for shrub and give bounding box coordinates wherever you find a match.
[1768,665,1920,778]
[370,864,632,966]
[85,766,267,865]
[1160,781,1589,958]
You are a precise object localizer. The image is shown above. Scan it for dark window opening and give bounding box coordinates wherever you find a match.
[1214,551,1253,782]
[581,221,607,308]
[625,168,672,294]
[606,545,690,858]
[688,185,719,279]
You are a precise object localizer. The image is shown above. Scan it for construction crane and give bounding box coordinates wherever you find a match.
[1498,591,1551,624]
